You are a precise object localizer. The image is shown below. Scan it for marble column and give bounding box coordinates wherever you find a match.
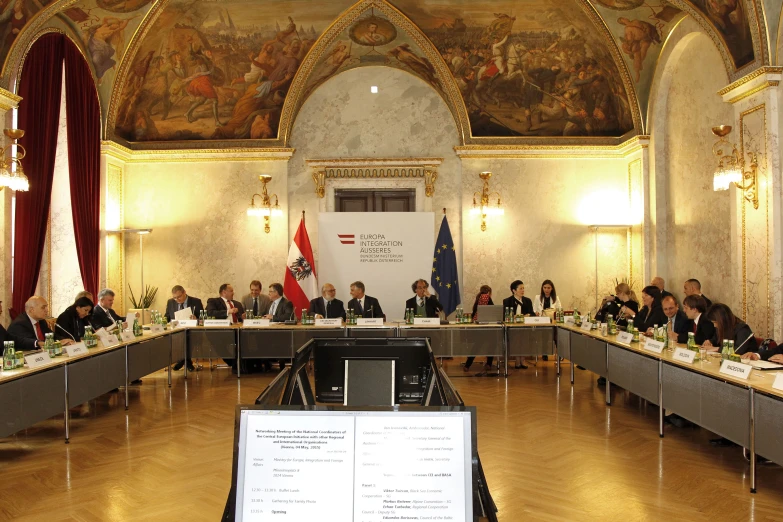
[0,87,21,326]
[719,67,783,339]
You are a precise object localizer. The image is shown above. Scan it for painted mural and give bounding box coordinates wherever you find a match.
[0,0,57,73]
[112,0,353,142]
[392,0,636,137]
[302,9,449,105]
[687,0,753,68]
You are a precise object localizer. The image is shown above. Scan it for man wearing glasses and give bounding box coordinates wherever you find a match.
[308,283,346,320]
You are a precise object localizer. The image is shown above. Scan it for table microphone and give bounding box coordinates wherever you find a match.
[55,323,76,341]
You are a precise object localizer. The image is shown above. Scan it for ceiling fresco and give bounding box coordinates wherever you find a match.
[0,0,764,145]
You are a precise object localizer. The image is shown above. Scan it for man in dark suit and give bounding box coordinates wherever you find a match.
[165,285,204,371]
[263,283,294,322]
[241,280,271,318]
[8,296,72,351]
[346,281,384,320]
[91,288,125,330]
[659,295,692,343]
[682,294,716,345]
[206,283,245,323]
[651,276,675,301]
[309,283,346,320]
[404,279,443,319]
[684,278,712,309]
[502,280,534,316]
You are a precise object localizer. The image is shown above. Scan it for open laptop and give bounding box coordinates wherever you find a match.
[476,305,503,324]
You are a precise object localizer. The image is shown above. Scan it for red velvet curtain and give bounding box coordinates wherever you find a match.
[64,42,101,299]
[11,33,65,317]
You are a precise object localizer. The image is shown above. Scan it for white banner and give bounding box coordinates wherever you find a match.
[318,212,434,321]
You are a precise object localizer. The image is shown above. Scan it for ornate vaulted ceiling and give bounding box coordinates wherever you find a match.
[0,0,768,146]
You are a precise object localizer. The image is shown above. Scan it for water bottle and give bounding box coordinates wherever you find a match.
[3,342,14,370]
[44,333,55,356]
[133,317,142,337]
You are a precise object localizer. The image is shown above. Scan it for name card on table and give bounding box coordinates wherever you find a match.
[243,319,271,327]
[563,316,575,325]
[719,360,753,380]
[204,319,231,327]
[525,317,551,325]
[120,331,136,342]
[580,321,592,332]
[773,373,783,392]
[413,318,440,326]
[315,318,343,327]
[25,351,52,368]
[102,334,120,347]
[673,347,696,364]
[65,342,87,357]
[643,339,665,354]
[616,332,633,344]
[175,320,197,328]
[356,318,384,327]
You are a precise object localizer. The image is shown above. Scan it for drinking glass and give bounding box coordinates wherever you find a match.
[700,347,708,363]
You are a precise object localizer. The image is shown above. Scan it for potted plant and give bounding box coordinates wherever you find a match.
[128,284,158,325]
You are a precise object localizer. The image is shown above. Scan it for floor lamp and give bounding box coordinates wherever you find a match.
[588,225,631,311]
[107,228,153,319]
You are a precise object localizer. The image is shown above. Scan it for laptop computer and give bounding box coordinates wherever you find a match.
[476,304,503,324]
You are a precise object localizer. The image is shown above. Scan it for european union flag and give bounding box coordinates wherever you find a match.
[432,216,460,316]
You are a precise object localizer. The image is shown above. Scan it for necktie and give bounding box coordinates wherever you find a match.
[419,298,424,308]
[693,322,698,333]
[253,297,258,316]
[358,299,364,315]
[270,301,277,317]
[325,300,330,318]
[178,302,184,311]
[34,321,43,341]
[227,299,237,323]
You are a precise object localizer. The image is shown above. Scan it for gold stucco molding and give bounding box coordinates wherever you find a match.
[718,66,783,94]
[454,135,649,159]
[0,87,22,111]
[718,66,782,103]
[307,157,442,198]
[101,139,294,163]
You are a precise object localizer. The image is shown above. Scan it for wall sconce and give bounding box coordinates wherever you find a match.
[247,174,282,233]
[0,128,29,192]
[711,125,758,209]
[469,171,503,232]
[312,169,325,198]
[424,166,437,197]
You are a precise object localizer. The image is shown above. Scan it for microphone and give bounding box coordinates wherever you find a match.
[370,305,374,319]
[284,303,297,325]
[55,323,76,341]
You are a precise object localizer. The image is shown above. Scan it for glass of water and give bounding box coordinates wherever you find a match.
[700,346,708,363]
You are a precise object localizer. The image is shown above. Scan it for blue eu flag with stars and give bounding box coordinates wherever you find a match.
[432,215,460,316]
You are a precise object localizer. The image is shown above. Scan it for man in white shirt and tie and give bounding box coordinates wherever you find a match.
[347,281,384,320]
[206,284,244,323]
[404,279,443,318]
[241,280,271,318]
[263,283,294,322]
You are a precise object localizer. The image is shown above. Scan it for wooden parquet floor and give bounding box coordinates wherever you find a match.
[2,359,783,521]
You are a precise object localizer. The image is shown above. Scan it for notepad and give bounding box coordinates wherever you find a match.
[747,360,783,370]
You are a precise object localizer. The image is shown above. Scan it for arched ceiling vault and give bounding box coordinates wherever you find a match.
[0,0,770,146]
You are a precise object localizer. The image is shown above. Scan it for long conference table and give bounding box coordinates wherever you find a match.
[1,321,782,493]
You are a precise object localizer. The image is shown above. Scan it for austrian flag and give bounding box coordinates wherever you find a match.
[283,216,318,319]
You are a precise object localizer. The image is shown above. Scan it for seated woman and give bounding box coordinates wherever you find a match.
[628,286,667,332]
[703,303,758,355]
[55,296,94,342]
[596,282,639,327]
[465,285,495,372]
[533,279,562,316]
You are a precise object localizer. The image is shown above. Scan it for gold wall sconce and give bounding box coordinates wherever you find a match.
[247,174,282,233]
[470,171,503,232]
[711,125,758,209]
[312,170,325,198]
[0,128,29,192]
[424,166,437,197]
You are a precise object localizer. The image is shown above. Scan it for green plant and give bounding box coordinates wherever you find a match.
[128,284,158,309]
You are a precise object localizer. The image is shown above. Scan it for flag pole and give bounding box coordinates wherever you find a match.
[302,210,305,225]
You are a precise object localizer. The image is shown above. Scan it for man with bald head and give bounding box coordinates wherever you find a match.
[308,283,346,320]
[8,296,73,351]
[683,278,712,308]
[651,276,674,301]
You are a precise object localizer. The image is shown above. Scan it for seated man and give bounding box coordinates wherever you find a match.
[309,283,346,320]
[263,283,294,322]
[347,281,384,320]
[8,296,73,351]
[682,294,715,345]
[683,278,712,308]
[404,279,443,318]
[91,288,125,331]
[241,280,271,318]
[654,295,691,343]
[651,276,675,301]
[206,283,244,323]
[165,285,204,371]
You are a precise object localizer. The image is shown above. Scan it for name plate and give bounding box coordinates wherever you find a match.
[65,342,87,357]
[356,318,384,327]
[315,318,343,327]
[25,351,52,368]
[243,319,271,327]
[101,334,120,347]
[177,320,198,327]
[580,321,592,331]
[204,319,231,327]
[720,360,753,380]
[643,339,665,354]
[616,332,633,344]
[673,347,696,364]
[413,318,440,326]
[563,316,575,324]
[120,331,136,342]
[150,324,164,333]
[773,373,783,392]
[525,316,551,325]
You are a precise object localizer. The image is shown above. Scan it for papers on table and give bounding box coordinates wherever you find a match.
[748,360,783,370]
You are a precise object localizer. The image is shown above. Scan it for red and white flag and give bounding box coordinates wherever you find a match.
[283,216,318,319]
